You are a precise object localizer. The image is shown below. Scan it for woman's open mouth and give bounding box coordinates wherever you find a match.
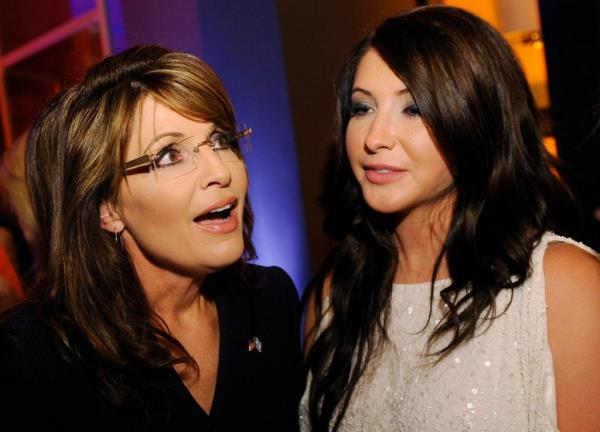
[194,198,239,233]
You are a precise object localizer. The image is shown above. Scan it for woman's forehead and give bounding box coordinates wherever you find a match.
[128,95,212,155]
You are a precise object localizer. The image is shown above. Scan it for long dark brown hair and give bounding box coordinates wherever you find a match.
[305,6,577,430]
[25,45,256,406]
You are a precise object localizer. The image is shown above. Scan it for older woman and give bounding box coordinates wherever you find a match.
[0,45,301,430]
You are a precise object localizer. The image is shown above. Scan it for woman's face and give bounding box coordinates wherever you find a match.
[345,49,454,220]
[111,95,247,279]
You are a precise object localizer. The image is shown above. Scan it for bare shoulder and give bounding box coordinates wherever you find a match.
[544,241,600,342]
[303,274,332,356]
[543,241,600,430]
[544,241,600,306]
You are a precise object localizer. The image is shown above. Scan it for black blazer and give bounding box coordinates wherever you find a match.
[0,265,302,431]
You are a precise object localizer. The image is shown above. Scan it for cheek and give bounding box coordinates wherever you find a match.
[427,148,451,178]
[118,181,187,232]
[407,131,447,171]
[345,125,364,170]
[422,149,453,189]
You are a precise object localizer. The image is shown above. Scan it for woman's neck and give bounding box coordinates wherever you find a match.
[393,197,453,284]
[143,272,205,322]
[122,232,208,320]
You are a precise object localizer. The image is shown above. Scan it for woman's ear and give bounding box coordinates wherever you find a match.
[99,201,125,234]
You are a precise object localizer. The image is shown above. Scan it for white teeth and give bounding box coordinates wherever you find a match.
[375,169,391,174]
[209,203,233,214]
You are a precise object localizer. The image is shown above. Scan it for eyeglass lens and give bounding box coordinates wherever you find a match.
[151,129,251,183]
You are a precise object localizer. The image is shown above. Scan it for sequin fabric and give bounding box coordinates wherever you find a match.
[300,233,596,431]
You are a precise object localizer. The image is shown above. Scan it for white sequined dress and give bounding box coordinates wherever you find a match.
[300,233,596,431]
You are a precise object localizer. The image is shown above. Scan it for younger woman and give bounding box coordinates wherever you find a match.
[302,6,600,431]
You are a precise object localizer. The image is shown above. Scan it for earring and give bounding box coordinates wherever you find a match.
[114,226,123,246]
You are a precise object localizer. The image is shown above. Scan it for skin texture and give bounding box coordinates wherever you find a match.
[99,95,248,413]
[112,96,247,279]
[544,242,600,431]
[345,49,453,224]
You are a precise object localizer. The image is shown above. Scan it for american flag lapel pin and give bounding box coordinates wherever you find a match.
[248,336,263,353]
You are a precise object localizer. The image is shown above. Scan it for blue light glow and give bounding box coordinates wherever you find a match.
[103,0,311,292]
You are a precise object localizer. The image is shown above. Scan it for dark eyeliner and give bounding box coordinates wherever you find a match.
[404,103,421,117]
[348,102,370,117]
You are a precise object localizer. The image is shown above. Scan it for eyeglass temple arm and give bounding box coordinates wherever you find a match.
[124,154,152,173]
[232,127,253,142]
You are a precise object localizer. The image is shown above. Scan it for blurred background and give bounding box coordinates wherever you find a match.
[0,0,598,295]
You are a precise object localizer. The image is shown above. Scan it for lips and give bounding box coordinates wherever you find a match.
[364,164,406,185]
[194,197,239,233]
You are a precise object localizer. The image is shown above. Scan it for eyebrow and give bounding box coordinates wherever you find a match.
[142,131,186,153]
[351,87,411,97]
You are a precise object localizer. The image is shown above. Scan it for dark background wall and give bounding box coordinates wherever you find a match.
[539,0,600,250]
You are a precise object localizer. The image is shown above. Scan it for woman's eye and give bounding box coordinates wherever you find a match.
[349,103,373,117]
[404,103,421,117]
[154,145,184,168]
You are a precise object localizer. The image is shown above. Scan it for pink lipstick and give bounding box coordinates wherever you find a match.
[364,165,406,185]
[194,197,239,233]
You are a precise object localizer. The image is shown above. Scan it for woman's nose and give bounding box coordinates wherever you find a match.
[363,114,395,153]
[195,146,232,189]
